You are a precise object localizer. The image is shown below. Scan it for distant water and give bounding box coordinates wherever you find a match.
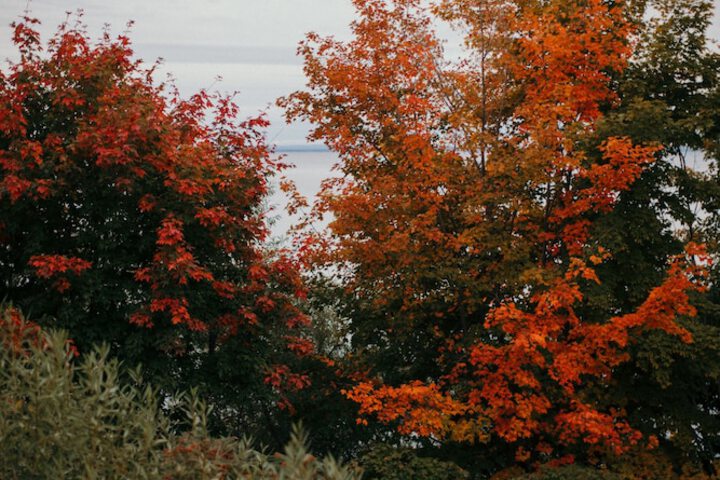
[267,150,339,241]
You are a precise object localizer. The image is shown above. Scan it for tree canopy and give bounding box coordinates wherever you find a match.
[2,1,720,478]
[282,0,720,474]
[0,15,315,446]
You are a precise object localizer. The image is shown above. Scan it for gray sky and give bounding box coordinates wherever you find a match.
[2,1,719,147]
[2,0,719,238]
[1,0,359,146]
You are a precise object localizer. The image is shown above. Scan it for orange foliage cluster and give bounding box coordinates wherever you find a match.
[464,247,706,452]
[345,380,476,438]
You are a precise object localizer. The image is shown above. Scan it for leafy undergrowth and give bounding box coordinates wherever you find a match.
[0,305,359,480]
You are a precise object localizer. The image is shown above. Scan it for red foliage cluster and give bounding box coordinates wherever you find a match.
[28,255,92,292]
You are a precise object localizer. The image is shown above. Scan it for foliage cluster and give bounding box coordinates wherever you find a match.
[357,444,470,479]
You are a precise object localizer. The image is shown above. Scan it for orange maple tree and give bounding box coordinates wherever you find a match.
[283,0,709,460]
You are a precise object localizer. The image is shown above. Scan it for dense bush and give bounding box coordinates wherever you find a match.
[0,306,359,479]
[357,444,469,480]
[494,460,720,480]
[507,466,621,480]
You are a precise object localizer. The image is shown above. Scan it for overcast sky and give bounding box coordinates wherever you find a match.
[2,0,719,238]
[0,0,361,147]
[1,0,719,147]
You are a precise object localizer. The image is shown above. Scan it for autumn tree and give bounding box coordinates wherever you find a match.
[0,16,314,443]
[282,0,712,471]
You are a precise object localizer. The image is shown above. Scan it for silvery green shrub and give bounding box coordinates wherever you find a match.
[0,306,360,480]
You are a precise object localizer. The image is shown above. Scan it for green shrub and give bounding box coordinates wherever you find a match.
[0,306,359,479]
[358,444,468,480]
[512,465,621,480]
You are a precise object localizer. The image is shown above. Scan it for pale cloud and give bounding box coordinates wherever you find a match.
[2,0,719,239]
[2,0,719,147]
[1,0,356,146]
[2,0,356,47]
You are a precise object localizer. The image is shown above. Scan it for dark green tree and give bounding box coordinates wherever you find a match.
[585,0,720,471]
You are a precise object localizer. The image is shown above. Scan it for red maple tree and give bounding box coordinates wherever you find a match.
[0,15,314,421]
